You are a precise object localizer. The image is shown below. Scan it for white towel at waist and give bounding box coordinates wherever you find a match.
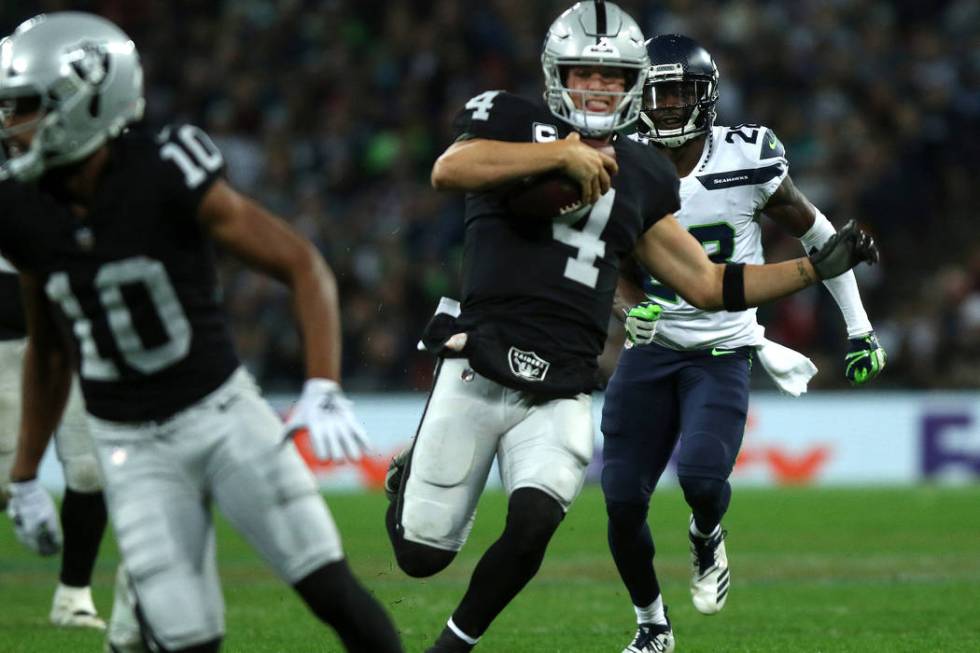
[753,326,817,397]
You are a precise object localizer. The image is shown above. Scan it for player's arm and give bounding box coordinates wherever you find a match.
[196,180,369,461]
[633,213,877,311]
[10,272,71,482]
[764,175,885,384]
[7,271,69,556]
[431,133,618,205]
[198,179,340,381]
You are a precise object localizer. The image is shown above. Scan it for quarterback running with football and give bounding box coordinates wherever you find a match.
[0,12,401,653]
[603,35,887,653]
[382,3,879,652]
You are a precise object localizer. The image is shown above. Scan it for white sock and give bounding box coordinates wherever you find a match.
[690,519,720,539]
[447,618,480,645]
[634,595,667,625]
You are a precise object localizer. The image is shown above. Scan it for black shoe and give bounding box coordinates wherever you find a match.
[384,447,410,503]
[425,625,474,652]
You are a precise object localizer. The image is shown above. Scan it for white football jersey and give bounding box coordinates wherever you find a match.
[633,124,789,350]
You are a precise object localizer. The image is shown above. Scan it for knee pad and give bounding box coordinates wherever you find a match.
[394,538,457,578]
[504,488,564,553]
[678,475,731,524]
[63,453,103,493]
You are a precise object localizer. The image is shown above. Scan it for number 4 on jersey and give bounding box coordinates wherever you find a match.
[553,190,615,288]
[464,91,501,121]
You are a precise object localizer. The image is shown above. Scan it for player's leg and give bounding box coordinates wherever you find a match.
[386,359,505,578]
[0,338,26,510]
[427,391,593,651]
[601,344,681,653]
[205,369,401,652]
[675,348,751,615]
[88,415,226,652]
[51,378,108,629]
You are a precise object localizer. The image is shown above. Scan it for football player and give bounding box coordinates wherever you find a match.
[383,3,878,652]
[1,256,108,630]
[602,35,887,653]
[0,12,401,653]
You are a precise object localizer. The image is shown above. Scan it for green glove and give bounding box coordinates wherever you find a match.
[625,302,662,345]
[845,332,886,385]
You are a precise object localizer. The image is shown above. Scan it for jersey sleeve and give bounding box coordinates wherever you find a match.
[451,91,537,143]
[155,124,227,217]
[639,148,681,232]
[754,127,789,207]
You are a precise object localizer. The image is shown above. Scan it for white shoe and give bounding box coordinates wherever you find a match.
[689,519,730,615]
[105,565,147,652]
[50,583,106,629]
[623,612,675,653]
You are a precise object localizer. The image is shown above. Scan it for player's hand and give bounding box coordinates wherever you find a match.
[284,379,371,462]
[845,332,886,386]
[809,220,879,279]
[624,301,662,345]
[560,132,618,205]
[7,479,62,556]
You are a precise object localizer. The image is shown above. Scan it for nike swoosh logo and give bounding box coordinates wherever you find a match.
[711,348,736,357]
[769,137,777,149]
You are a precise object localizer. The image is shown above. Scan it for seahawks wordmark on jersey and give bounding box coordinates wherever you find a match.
[631,124,788,350]
[444,91,680,396]
[0,124,239,422]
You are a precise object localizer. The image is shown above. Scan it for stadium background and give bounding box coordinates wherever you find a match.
[1,2,979,652]
[5,0,979,394]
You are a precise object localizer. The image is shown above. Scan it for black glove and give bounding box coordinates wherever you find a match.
[809,220,879,280]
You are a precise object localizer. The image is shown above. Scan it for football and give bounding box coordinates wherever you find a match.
[504,138,615,221]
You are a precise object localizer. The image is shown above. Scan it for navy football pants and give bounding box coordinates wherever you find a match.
[601,343,751,511]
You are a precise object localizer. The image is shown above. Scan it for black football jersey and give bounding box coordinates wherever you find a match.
[0,183,29,340]
[0,124,239,422]
[449,91,680,396]
[0,269,26,340]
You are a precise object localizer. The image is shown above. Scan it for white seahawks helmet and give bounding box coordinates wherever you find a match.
[0,12,144,181]
[542,1,649,136]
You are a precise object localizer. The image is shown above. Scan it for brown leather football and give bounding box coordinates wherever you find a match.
[504,138,615,220]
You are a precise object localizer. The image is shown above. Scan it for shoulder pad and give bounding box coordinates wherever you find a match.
[453,91,555,144]
[155,124,225,191]
[758,127,786,160]
[718,124,786,165]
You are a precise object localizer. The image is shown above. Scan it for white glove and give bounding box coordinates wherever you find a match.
[284,379,371,462]
[7,479,62,556]
[624,302,662,346]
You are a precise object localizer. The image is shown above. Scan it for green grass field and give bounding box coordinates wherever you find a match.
[2,485,980,652]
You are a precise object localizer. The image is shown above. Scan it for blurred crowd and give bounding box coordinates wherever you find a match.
[3,0,978,391]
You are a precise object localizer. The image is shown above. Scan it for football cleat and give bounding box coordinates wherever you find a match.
[623,618,675,653]
[50,583,106,629]
[384,447,411,503]
[689,520,730,615]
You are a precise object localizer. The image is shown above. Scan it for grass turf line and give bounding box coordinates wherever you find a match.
[1,485,978,652]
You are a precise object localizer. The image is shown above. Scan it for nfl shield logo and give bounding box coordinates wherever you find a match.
[507,347,550,382]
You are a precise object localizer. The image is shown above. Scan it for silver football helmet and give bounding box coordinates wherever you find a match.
[0,12,144,181]
[542,1,649,136]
